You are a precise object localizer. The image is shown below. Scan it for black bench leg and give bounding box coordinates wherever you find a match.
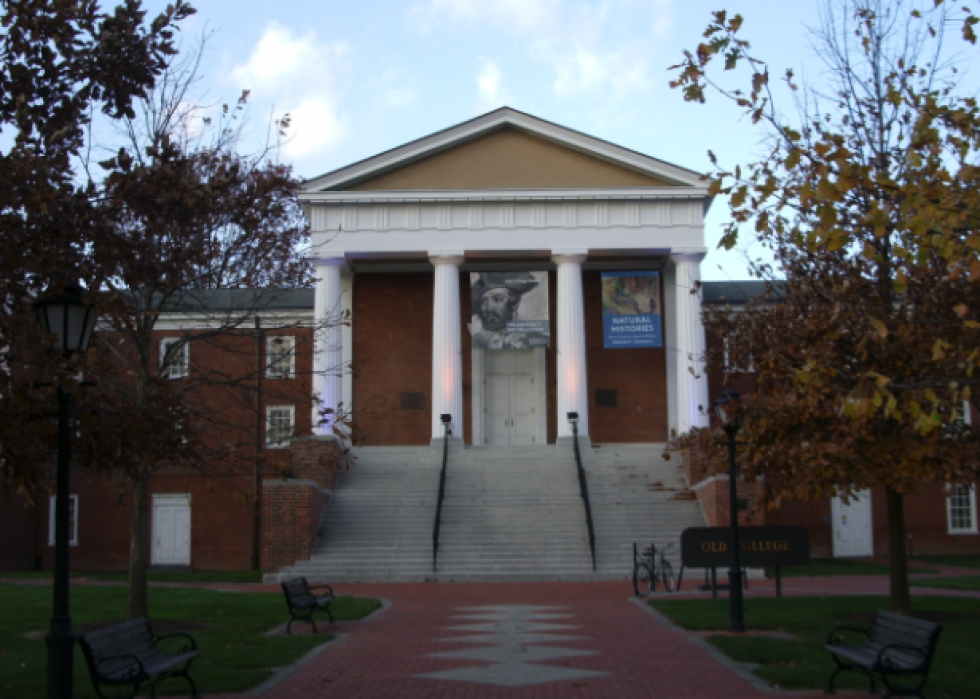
[174,668,199,698]
[309,617,318,634]
[825,665,844,694]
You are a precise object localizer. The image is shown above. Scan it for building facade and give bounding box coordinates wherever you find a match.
[1,108,976,573]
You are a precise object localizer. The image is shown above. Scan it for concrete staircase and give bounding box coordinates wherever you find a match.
[269,442,706,583]
[584,444,706,580]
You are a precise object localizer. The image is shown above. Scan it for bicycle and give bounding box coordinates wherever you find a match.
[632,542,676,596]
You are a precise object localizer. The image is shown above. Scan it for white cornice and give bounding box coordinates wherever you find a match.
[299,186,709,204]
[302,107,708,192]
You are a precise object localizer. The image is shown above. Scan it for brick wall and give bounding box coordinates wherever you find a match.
[260,480,328,573]
[584,271,668,442]
[290,436,342,490]
[0,490,40,571]
[352,273,433,445]
[691,476,766,528]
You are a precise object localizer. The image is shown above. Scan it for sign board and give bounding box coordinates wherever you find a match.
[680,526,810,568]
[601,271,662,348]
[470,271,550,350]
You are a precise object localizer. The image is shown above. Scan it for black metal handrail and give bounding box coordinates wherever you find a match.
[432,420,450,572]
[570,419,597,572]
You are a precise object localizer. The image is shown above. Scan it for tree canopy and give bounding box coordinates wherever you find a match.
[669,0,980,612]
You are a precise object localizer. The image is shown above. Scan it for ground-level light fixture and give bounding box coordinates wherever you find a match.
[33,282,97,699]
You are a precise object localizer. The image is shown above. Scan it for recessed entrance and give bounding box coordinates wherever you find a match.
[473,348,546,446]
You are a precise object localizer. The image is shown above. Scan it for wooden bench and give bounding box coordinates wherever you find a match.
[281,577,335,634]
[79,617,200,699]
[824,610,941,699]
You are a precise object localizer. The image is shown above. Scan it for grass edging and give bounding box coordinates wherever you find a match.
[646,596,980,699]
[0,584,383,698]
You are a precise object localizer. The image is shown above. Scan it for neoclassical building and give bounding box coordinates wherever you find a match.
[302,107,711,447]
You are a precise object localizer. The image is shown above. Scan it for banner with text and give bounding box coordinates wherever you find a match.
[601,271,662,348]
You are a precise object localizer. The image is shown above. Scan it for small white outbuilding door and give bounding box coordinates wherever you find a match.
[152,494,191,565]
[831,489,873,557]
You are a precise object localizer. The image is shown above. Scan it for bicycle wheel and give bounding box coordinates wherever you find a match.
[633,562,653,597]
[660,561,675,592]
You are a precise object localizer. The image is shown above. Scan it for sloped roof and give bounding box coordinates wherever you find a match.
[302,107,707,193]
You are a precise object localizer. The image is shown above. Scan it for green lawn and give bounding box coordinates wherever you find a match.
[767,558,931,578]
[650,596,980,699]
[0,583,381,698]
[911,576,980,592]
[0,570,264,583]
[912,555,980,570]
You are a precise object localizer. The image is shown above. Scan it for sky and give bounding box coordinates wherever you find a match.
[136,0,977,281]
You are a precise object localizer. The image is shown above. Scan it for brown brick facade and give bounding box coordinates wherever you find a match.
[584,271,668,443]
[260,480,328,574]
[352,272,434,445]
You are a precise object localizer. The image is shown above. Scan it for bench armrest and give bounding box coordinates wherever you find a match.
[877,643,927,670]
[154,631,199,653]
[826,625,871,646]
[94,653,145,680]
[309,584,334,596]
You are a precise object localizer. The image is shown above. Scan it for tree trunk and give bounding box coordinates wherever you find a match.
[126,468,150,619]
[886,485,911,613]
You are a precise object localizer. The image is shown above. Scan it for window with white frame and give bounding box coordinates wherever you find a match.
[267,336,295,379]
[947,485,977,534]
[48,495,78,546]
[723,333,755,373]
[266,406,295,448]
[160,338,189,379]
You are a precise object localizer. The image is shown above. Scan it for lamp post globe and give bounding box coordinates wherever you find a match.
[713,389,745,633]
[33,283,97,698]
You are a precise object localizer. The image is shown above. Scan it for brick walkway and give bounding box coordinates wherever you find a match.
[5,569,977,698]
[218,579,882,699]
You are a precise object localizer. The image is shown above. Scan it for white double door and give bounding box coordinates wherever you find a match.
[485,350,537,445]
[152,494,191,565]
[831,489,873,557]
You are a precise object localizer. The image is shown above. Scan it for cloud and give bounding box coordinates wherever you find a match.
[411,0,675,98]
[476,59,510,112]
[369,70,419,109]
[411,0,561,34]
[228,23,350,163]
[280,95,347,161]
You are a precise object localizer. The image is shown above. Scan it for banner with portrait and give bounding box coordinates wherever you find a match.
[469,271,550,350]
[601,271,662,348]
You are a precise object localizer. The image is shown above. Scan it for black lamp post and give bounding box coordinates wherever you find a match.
[34,284,98,699]
[714,389,745,633]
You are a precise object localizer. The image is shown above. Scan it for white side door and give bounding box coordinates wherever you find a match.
[152,495,191,565]
[832,489,873,557]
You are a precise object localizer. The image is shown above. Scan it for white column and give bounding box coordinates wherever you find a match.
[430,254,464,441]
[313,258,345,435]
[554,252,589,439]
[672,252,709,434]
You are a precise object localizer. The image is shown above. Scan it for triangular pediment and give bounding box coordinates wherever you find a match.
[347,127,671,191]
[303,108,705,193]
